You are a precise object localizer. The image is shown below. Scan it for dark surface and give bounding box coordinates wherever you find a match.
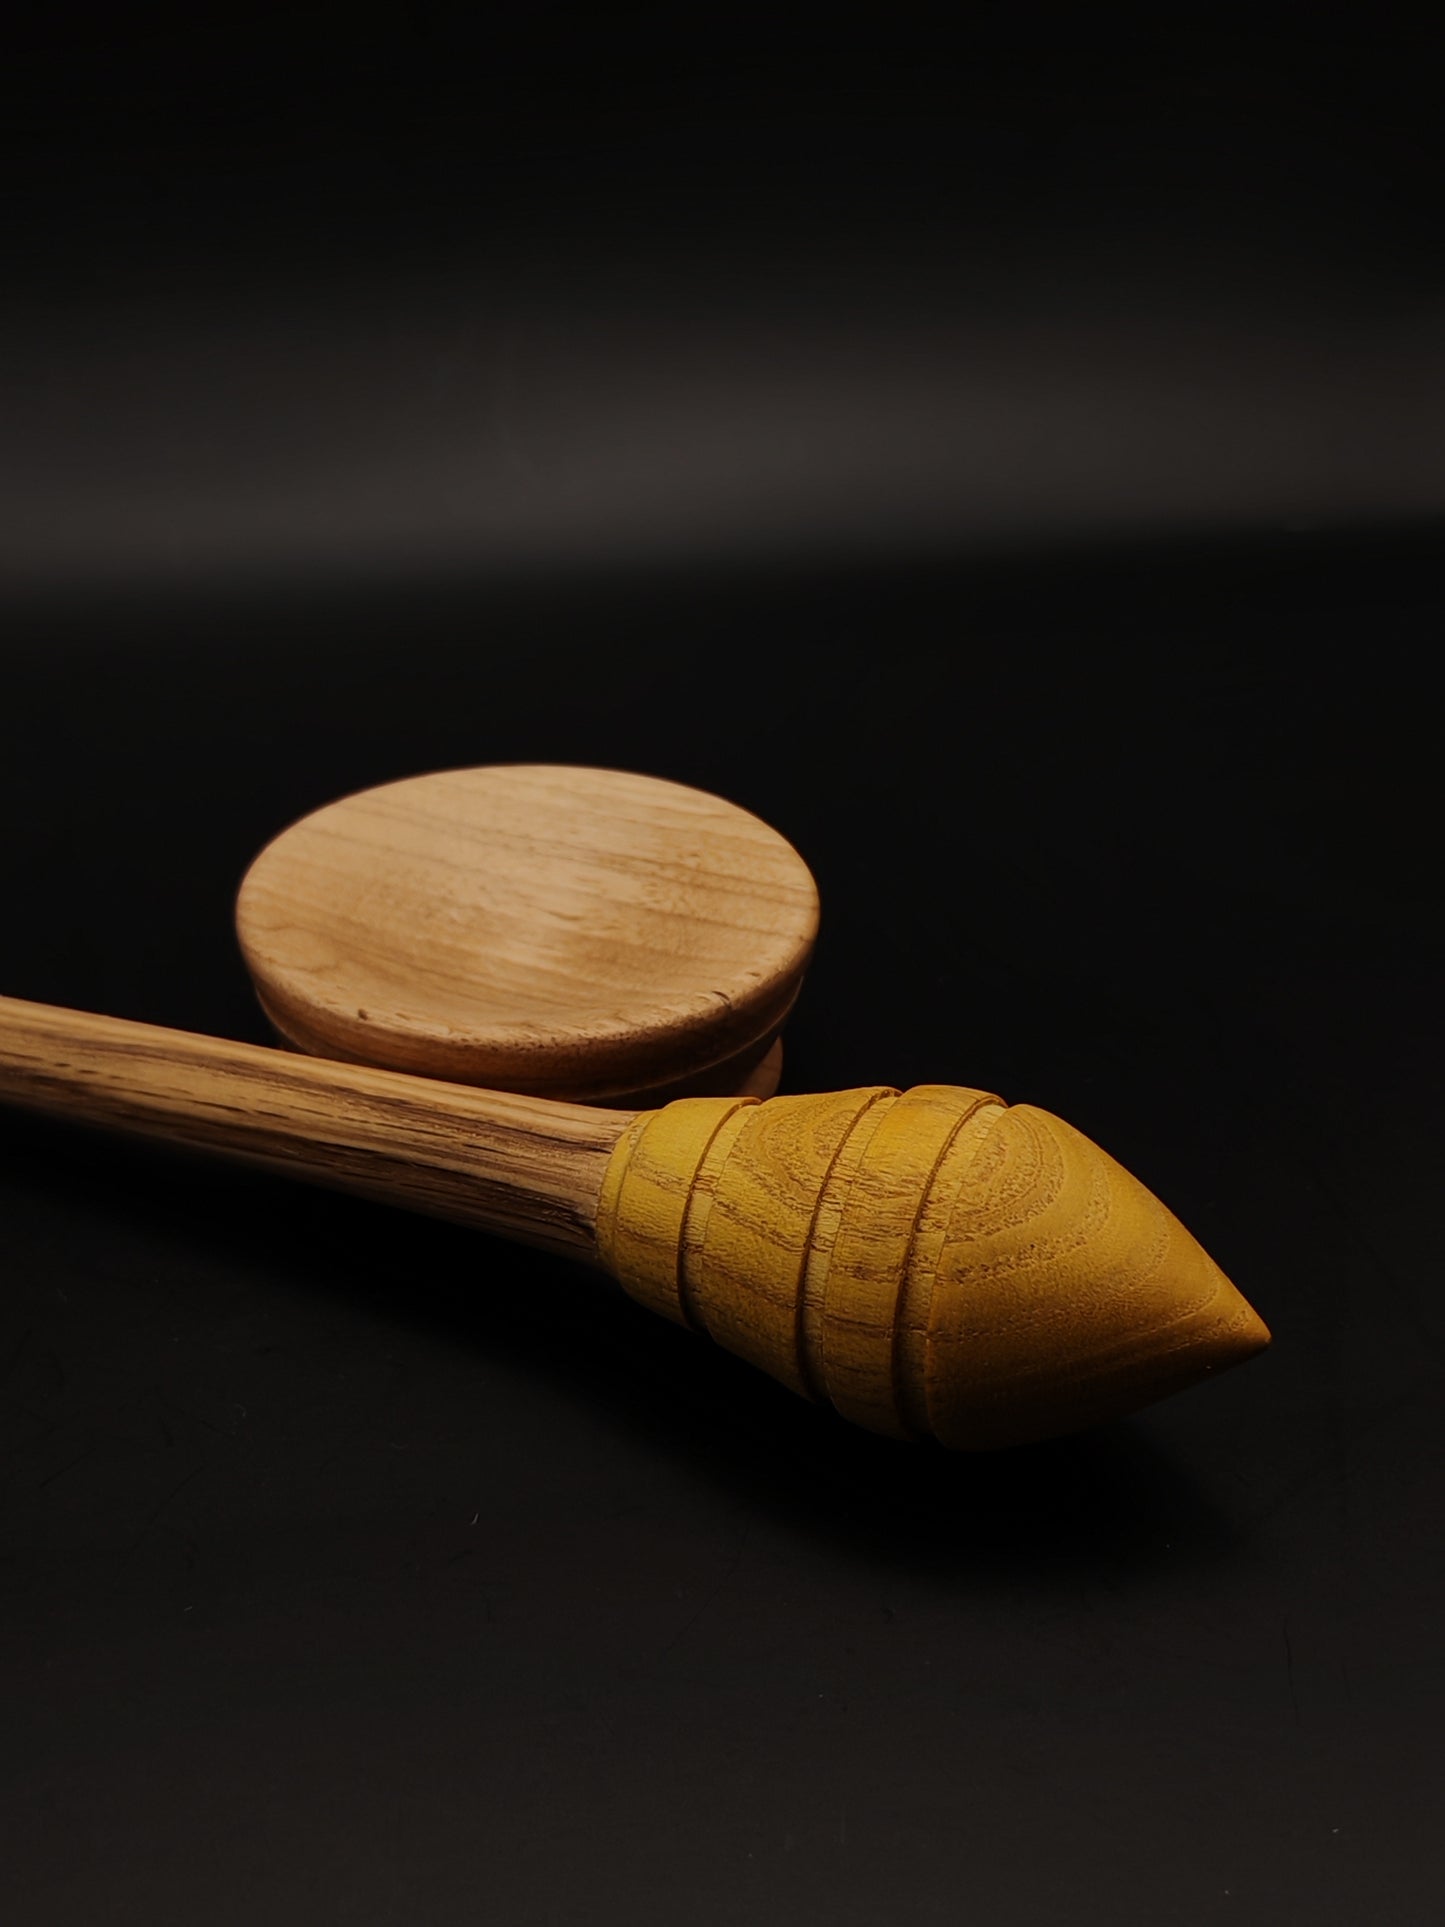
[2,543,1442,1926]
[3,19,1444,1925]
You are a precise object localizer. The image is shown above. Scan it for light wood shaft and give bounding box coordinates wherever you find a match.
[0,995,631,1262]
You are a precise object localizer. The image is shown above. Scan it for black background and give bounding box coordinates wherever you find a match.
[3,15,1442,1924]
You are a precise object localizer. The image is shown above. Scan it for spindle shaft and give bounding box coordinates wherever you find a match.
[0,995,629,1262]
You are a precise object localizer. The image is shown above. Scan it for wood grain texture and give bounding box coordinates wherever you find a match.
[235,765,818,1105]
[598,1084,1270,1448]
[0,997,1269,1449]
[0,996,629,1261]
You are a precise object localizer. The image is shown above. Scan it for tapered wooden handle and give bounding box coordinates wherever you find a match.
[0,995,631,1262]
[0,996,1269,1448]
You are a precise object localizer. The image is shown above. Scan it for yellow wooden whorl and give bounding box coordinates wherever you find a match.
[596,1085,1268,1448]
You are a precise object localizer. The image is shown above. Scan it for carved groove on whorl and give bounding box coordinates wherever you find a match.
[812,1085,1007,1437]
[594,1095,755,1327]
[597,1084,1268,1448]
[677,1087,899,1395]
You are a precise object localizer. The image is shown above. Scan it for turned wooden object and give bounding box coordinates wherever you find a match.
[235,766,817,1105]
[0,766,1269,1448]
[0,1004,1267,1449]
